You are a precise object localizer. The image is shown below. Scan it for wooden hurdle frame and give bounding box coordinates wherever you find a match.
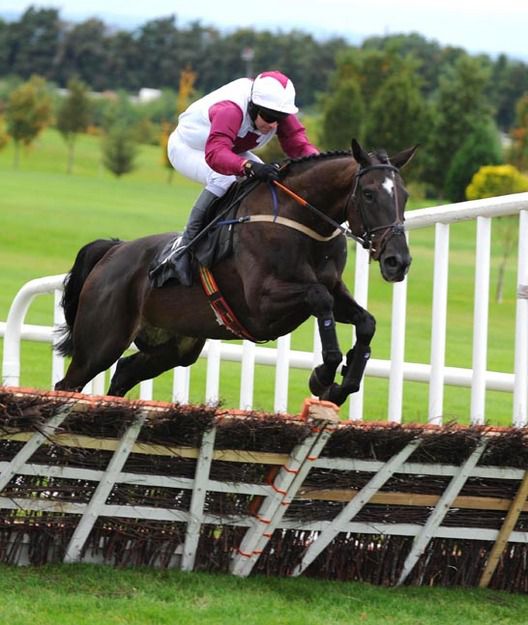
[1,387,528,590]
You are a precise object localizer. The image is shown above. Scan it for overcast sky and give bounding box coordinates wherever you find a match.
[4,0,528,60]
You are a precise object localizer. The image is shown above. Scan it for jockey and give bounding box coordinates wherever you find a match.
[149,70,319,287]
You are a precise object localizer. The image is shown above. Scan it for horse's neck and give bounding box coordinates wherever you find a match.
[282,160,353,216]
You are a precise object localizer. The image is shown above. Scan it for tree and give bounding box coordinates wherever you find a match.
[56,78,92,173]
[177,66,196,115]
[332,48,400,105]
[467,164,528,302]
[136,16,181,90]
[105,30,142,91]
[102,124,137,177]
[5,75,52,168]
[8,7,61,79]
[489,55,528,131]
[319,78,364,150]
[363,63,428,169]
[509,94,528,171]
[444,120,503,203]
[55,19,109,90]
[161,67,197,183]
[0,116,9,152]
[0,19,9,77]
[424,55,494,196]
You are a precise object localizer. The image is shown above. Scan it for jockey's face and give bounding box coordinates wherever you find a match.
[253,106,287,133]
[255,114,279,133]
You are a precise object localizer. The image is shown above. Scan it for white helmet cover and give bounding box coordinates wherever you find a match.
[251,71,299,115]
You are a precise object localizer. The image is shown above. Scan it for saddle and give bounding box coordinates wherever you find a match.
[193,180,246,268]
[149,178,260,287]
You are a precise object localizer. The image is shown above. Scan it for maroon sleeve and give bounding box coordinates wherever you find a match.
[205,101,247,175]
[277,115,319,159]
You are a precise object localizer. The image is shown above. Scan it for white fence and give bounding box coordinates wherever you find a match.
[2,193,528,425]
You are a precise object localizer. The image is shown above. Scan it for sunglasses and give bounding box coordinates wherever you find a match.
[258,108,288,124]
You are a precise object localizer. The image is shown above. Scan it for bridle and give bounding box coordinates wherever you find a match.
[346,162,406,260]
[272,159,406,261]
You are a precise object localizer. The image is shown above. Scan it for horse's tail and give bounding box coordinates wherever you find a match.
[55,238,122,357]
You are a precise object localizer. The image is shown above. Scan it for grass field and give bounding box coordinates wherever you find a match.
[0,129,520,423]
[1,563,528,625]
[0,131,526,621]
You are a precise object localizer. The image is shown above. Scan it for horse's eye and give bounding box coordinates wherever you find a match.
[363,189,374,201]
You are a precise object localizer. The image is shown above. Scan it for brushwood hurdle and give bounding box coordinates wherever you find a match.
[2,193,528,424]
[1,388,528,590]
[1,193,528,590]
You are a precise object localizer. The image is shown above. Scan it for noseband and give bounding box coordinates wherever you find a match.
[348,163,406,260]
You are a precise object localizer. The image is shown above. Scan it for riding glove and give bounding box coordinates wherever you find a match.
[243,160,280,182]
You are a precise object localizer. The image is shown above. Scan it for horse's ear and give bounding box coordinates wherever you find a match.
[351,138,371,168]
[390,145,419,170]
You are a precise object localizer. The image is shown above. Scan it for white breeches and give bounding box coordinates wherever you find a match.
[167,128,262,197]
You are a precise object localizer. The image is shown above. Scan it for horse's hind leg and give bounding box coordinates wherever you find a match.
[55,290,140,393]
[108,336,205,397]
[55,339,131,393]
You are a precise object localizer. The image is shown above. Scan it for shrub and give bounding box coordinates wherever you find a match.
[466,164,528,200]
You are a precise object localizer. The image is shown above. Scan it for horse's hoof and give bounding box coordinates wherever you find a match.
[309,368,331,397]
[320,383,348,406]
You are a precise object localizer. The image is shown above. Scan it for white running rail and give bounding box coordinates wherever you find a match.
[1,193,528,425]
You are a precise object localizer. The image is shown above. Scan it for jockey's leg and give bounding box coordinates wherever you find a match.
[149,133,241,287]
[149,188,218,287]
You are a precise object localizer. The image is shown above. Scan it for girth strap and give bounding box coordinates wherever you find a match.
[246,215,343,242]
[199,265,259,342]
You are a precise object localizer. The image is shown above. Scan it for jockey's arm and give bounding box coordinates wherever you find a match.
[277,115,319,159]
[205,101,247,176]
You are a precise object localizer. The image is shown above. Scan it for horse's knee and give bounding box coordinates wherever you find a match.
[356,311,376,344]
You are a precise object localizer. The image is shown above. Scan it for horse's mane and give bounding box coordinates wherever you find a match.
[279,150,352,175]
[278,148,390,176]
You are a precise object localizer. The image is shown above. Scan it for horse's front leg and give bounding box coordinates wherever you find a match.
[305,284,344,399]
[321,280,376,405]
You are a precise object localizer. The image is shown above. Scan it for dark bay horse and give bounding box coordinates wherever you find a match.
[55,139,416,406]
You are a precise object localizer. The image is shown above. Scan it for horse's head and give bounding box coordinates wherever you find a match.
[348,139,417,282]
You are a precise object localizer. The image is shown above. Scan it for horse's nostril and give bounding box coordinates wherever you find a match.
[385,256,399,268]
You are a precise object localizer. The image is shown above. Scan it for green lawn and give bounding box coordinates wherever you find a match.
[0,129,519,423]
[0,564,527,625]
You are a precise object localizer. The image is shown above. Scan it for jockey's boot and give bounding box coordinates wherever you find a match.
[149,189,218,287]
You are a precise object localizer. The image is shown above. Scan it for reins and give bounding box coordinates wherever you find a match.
[269,161,405,260]
[271,180,365,246]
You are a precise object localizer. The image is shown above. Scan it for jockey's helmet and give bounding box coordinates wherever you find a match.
[250,71,299,115]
